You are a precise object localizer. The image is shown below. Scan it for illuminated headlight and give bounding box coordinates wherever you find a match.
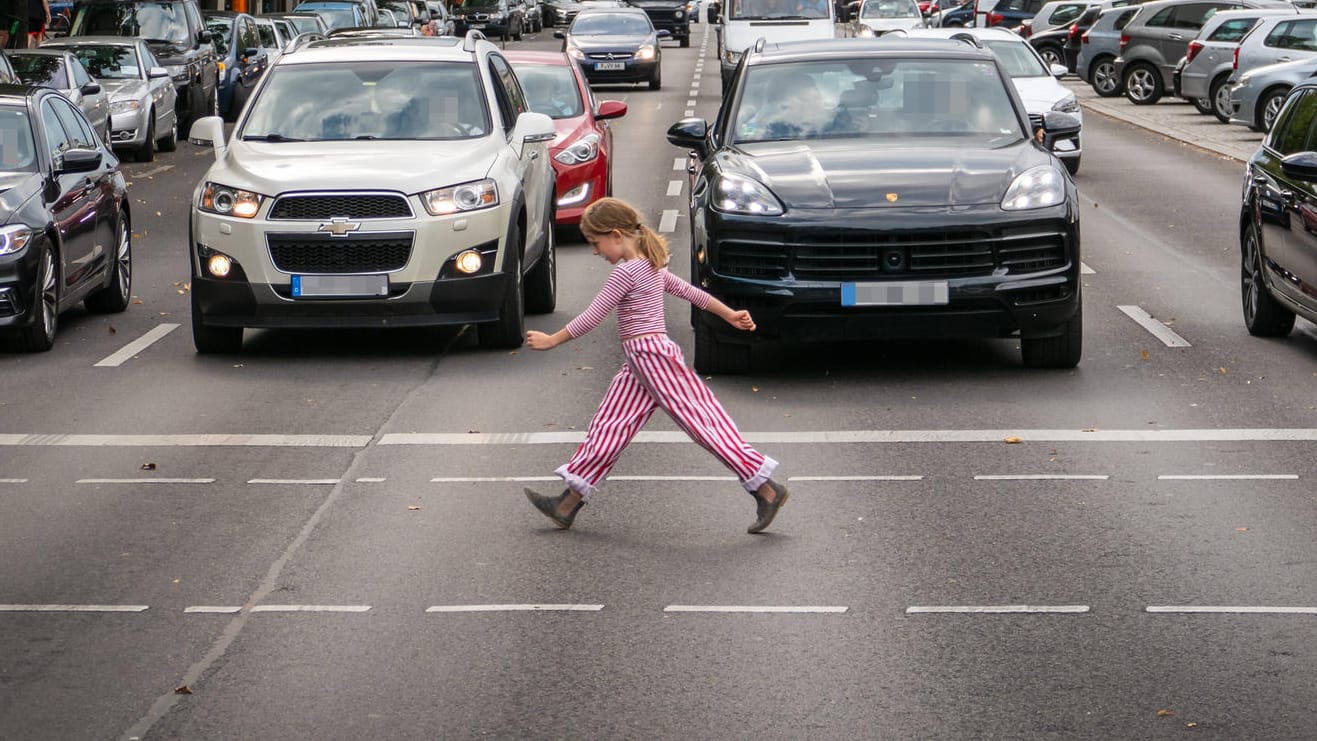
[566,44,585,60]
[199,182,265,218]
[674,9,684,17]
[421,178,499,215]
[558,182,590,206]
[110,99,141,114]
[1001,166,1065,210]
[166,64,188,82]
[454,249,484,274]
[207,252,233,278]
[488,12,504,20]
[0,224,33,256]
[554,132,600,164]
[636,44,656,61]
[1051,94,1079,114]
[723,49,743,65]
[713,173,783,216]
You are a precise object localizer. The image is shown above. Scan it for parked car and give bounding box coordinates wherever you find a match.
[847,0,926,37]
[203,12,270,123]
[426,1,458,33]
[666,37,1083,372]
[1024,0,1092,37]
[185,35,557,353]
[557,9,667,88]
[293,1,371,29]
[267,11,332,35]
[269,17,299,45]
[0,50,15,84]
[629,0,692,46]
[8,50,110,145]
[0,84,131,352]
[41,37,179,161]
[976,0,1049,29]
[1174,8,1299,121]
[1230,13,1317,88]
[929,0,974,26]
[379,0,420,26]
[254,17,290,63]
[1238,80,1317,337]
[453,0,527,39]
[507,50,627,226]
[1077,4,1141,95]
[325,24,424,36]
[1228,55,1317,130]
[543,0,588,26]
[1029,3,1101,70]
[66,0,219,137]
[520,0,546,32]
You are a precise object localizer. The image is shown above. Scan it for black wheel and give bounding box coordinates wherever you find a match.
[224,83,244,123]
[15,247,58,352]
[524,212,557,314]
[134,117,156,162]
[477,224,525,349]
[649,65,662,90]
[1241,220,1295,337]
[1090,56,1120,97]
[1036,45,1062,68]
[1257,86,1290,133]
[693,320,751,374]
[1021,295,1082,369]
[190,290,244,353]
[680,34,690,48]
[1210,74,1233,123]
[1063,156,1080,176]
[1122,63,1162,105]
[85,214,131,314]
[1191,96,1213,115]
[156,109,178,152]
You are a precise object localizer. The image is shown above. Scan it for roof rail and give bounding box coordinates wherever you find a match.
[463,29,486,51]
[949,31,983,48]
[285,31,325,53]
[753,35,766,53]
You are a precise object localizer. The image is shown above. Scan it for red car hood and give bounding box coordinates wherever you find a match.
[550,114,595,153]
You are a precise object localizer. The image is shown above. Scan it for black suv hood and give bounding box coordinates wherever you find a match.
[720,137,1049,208]
[0,172,42,221]
[628,0,684,7]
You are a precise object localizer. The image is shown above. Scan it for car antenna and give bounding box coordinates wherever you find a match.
[463,29,487,51]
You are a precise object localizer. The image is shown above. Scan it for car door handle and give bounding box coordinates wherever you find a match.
[1168,32,1183,40]
[1278,56,1293,62]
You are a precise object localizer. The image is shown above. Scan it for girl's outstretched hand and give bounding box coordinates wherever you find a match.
[726,310,756,332]
[526,330,556,350]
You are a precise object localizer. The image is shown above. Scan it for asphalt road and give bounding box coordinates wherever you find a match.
[2,25,1317,740]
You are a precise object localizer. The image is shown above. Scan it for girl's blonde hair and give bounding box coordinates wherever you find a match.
[580,197,670,269]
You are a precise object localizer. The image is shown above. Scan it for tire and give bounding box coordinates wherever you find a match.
[1020,297,1082,369]
[156,108,178,152]
[1257,86,1290,133]
[524,210,556,314]
[680,33,690,48]
[477,223,525,349]
[649,65,662,90]
[1036,44,1062,68]
[693,319,751,374]
[1062,156,1080,176]
[1122,63,1162,105]
[1210,74,1233,124]
[224,83,243,123]
[134,117,155,162]
[190,290,244,353]
[1191,96,1213,115]
[1240,220,1295,337]
[15,246,58,352]
[513,19,523,40]
[1090,56,1120,97]
[104,118,113,147]
[85,214,131,314]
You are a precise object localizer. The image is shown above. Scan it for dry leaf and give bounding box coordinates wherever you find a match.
[1219,367,1227,375]
[1187,722,1198,728]
[1004,436,1022,444]
[407,505,421,511]
[108,326,116,335]
[174,685,193,695]
[1235,527,1249,532]
[155,211,162,217]
[140,463,157,471]
[132,298,144,305]
[1157,709,1175,717]
[1141,349,1150,359]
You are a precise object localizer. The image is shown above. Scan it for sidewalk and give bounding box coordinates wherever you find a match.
[1072,81,1262,163]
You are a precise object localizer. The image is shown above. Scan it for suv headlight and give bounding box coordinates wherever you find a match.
[554,132,600,165]
[421,178,499,215]
[674,8,684,17]
[1001,166,1065,210]
[1051,94,1079,114]
[110,99,141,114]
[713,173,784,215]
[0,224,33,256]
[636,43,656,60]
[722,48,743,65]
[566,44,584,60]
[199,182,266,219]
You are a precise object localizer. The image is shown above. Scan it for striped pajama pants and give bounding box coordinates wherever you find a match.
[555,334,777,499]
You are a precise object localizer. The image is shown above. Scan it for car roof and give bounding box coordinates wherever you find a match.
[287,35,487,63]
[41,35,141,45]
[503,50,572,64]
[10,48,69,56]
[0,84,54,102]
[575,7,649,16]
[750,37,1000,64]
[900,27,1023,41]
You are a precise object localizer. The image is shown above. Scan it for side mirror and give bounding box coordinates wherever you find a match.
[58,148,103,173]
[188,115,227,160]
[553,29,565,38]
[1280,151,1317,182]
[595,100,627,120]
[198,29,212,43]
[656,28,671,37]
[1050,63,1068,78]
[1039,110,1080,150]
[516,110,556,144]
[148,66,170,78]
[666,117,708,155]
[80,82,101,95]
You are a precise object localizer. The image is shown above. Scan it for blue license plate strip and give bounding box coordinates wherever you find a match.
[842,281,949,307]
[291,274,389,298]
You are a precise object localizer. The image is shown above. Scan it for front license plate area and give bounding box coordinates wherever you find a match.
[842,281,948,307]
[595,62,626,71]
[291,274,389,298]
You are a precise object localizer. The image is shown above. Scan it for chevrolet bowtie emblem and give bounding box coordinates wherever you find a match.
[318,217,361,237]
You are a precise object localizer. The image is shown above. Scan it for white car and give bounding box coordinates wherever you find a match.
[900,27,1083,174]
[186,34,558,353]
[847,0,926,37]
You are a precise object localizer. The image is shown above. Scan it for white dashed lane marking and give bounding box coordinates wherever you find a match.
[1080,262,1095,274]
[94,323,180,367]
[907,605,1090,614]
[1117,305,1191,347]
[658,209,679,232]
[0,604,149,612]
[426,604,604,612]
[789,475,922,481]
[667,179,683,197]
[247,478,340,485]
[1158,474,1298,480]
[973,474,1109,481]
[673,156,685,171]
[664,605,848,613]
[1147,606,1317,614]
[76,478,215,484]
[0,478,28,483]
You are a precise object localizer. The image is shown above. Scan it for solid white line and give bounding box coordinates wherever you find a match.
[0,604,149,612]
[1158,474,1298,480]
[1080,262,1095,274]
[184,606,241,614]
[355,477,387,483]
[0,434,371,447]
[1117,305,1191,348]
[667,179,683,197]
[664,605,848,613]
[693,73,701,80]
[1147,606,1317,614]
[426,604,604,612]
[973,474,1109,481]
[0,478,29,483]
[906,605,1090,614]
[380,429,1317,445]
[77,478,215,484]
[249,605,371,612]
[94,324,180,367]
[673,156,684,171]
[431,476,559,482]
[247,479,341,485]
[658,209,679,233]
[789,475,923,481]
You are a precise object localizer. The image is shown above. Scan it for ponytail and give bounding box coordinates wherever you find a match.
[581,197,670,270]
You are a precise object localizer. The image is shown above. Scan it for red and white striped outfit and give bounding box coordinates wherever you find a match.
[555,259,776,498]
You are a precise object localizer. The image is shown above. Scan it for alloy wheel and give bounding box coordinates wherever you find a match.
[113,218,131,305]
[1039,47,1062,67]
[1093,61,1118,95]
[1125,68,1158,103]
[38,249,57,340]
[1242,226,1261,323]
[1262,92,1286,132]
[1213,83,1232,121]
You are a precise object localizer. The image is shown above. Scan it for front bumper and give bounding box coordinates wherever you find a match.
[0,245,41,331]
[109,108,152,148]
[551,154,608,225]
[577,58,659,83]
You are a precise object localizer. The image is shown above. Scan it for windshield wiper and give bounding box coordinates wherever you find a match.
[243,133,306,142]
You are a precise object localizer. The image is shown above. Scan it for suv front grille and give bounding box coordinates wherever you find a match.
[269,194,413,221]
[267,232,413,274]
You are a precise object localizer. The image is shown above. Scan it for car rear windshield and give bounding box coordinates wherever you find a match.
[0,108,38,172]
[728,0,830,21]
[286,15,322,33]
[514,64,584,119]
[12,55,69,89]
[570,13,652,34]
[860,0,920,20]
[731,58,1022,143]
[71,2,192,46]
[241,61,491,141]
[295,4,359,29]
[65,45,143,79]
[984,39,1049,77]
[206,20,232,55]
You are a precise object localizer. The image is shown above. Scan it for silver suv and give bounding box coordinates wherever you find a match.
[1078,5,1142,96]
[187,33,558,353]
[1176,8,1299,121]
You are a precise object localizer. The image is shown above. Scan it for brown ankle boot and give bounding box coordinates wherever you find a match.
[748,479,790,534]
[524,487,584,529]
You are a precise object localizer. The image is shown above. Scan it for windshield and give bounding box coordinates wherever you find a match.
[295,3,359,28]
[513,64,584,119]
[12,55,69,89]
[379,0,412,17]
[71,2,191,46]
[0,108,37,172]
[860,0,919,19]
[206,20,232,55]
[570,13,652,34]
[242,61,490,140]
[287,15,322,32]
[984,39,1049,77]
[731,59,1022,143]
[728,0,829,21]
[65,45,143,79]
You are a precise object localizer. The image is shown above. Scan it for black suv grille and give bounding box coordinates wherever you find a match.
[269,194,413,221]
[267,233,413,274]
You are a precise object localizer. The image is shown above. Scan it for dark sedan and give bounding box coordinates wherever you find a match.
[0,85,131,352]
[666,38,1083,372]
[556,8,668,89]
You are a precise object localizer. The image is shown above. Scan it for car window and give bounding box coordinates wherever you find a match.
[860,0,920,19]
[486,58,519,133]
[1143,6,1174,28]
[70,58,93,87]
[0,107,38,171]
[241,61,491,140]
[1207,17,1258,42]
[67,44,143,79]
[256,21,278,48]
[1168,3,1224,30]
[12,55,70,89]
[71,1,192,46]
[240,18,260,51]
[39,99,74,164]
[1049,3,1084,26]
[207,19,233,55]
[1266,19,1317,52]
[51,97,97,149]
[1269,88,1317,155]
[489,55,528,117]
[985,39,1049,77]
[512,63,584,119]
[726,0,830,20]
[1114,7,1138,30]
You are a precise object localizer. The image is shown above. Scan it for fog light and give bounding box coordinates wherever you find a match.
[454,249,483,274]
[207,253,233,278]
[558,183,590,206]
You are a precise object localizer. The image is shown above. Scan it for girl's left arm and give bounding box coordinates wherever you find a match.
[663,270,756,332]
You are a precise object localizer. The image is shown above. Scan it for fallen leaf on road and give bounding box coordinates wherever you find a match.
[140,463,157,471]
[132,298,143,305]
[1004,436,1022,444]
[1219,367,1227,375]
[108,326,116,335]
[174,685,193,695]
[1187,722,1198,728]
[1235,527,1249,532]
[1157,709,1175,717]
[752,386,760,392]
[408,505,421,511]
[1142,350,1150,359]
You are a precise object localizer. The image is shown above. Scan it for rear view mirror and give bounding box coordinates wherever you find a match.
[666,117,708,155]
[1039,110,1080,150]
[1050,63,1068,78]
[148,66,169,78]
[58,148,102,174]
[189,115,227,160]
[80,82,101,95]
[596,100,627,120]
[517,111,556,143]
[656,29,671,37]
[1280,151,1317,182]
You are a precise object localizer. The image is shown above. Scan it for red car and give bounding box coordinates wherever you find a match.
[506,51,627,226]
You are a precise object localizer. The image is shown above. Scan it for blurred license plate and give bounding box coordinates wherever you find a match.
[842,281,948,306]
[594,62,626,71]
[291,274,388,298]
[469,22,485,28]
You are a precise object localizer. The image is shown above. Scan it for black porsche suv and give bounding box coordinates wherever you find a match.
[667,37,1084,373]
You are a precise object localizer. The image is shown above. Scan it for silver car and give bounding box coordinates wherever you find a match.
[1076,5,1141,96]
[42,38,180,162]
[8,50,110,144]
[1228,55,1317,130]
[1176,8,1299,122]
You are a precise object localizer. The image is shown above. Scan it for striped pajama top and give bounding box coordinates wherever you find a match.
[565,259,714,340]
